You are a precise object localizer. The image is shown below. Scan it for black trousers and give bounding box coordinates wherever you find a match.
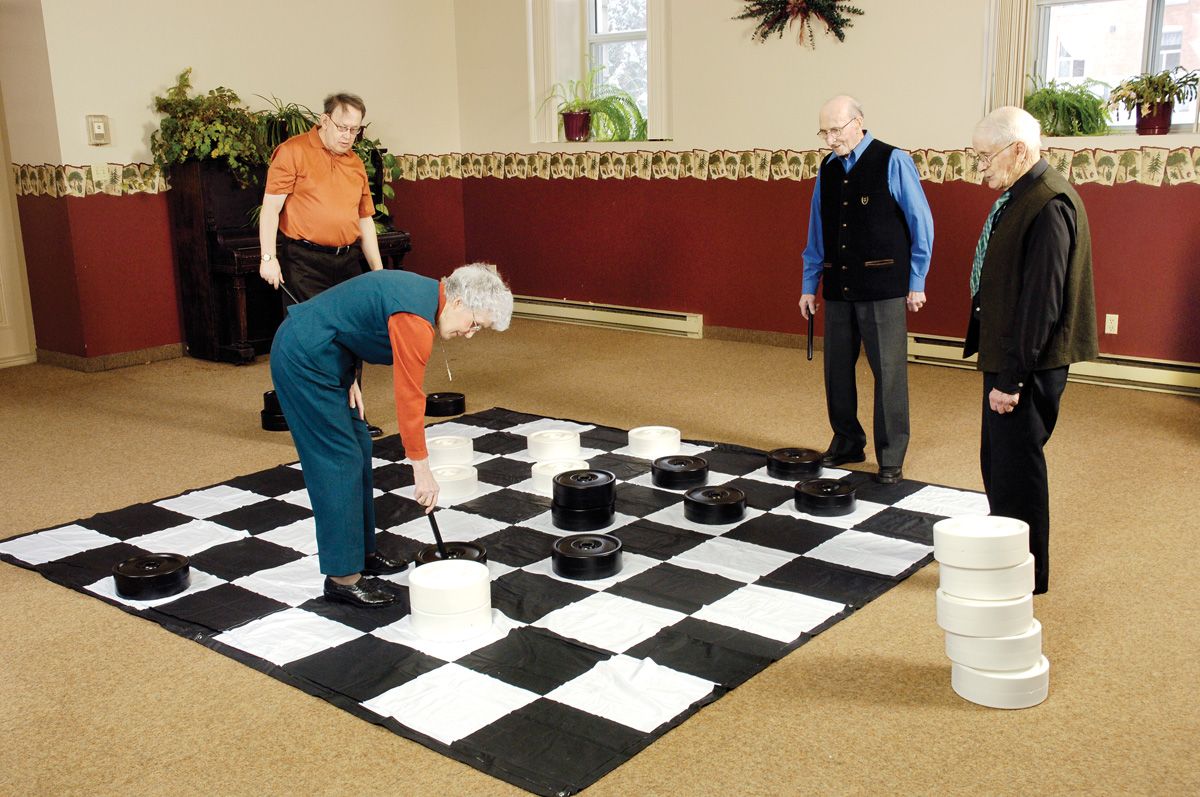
[980,366,1069,594]
[822,297,910,467]
[279,238,367,385]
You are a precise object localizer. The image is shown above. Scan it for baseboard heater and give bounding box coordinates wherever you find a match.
[512,295,703,338]
[908,333,1200,396]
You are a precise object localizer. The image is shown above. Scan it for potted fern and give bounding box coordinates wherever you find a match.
[540,65,647,142]
[1108,66,1200,135]
[1024,77,1110,136]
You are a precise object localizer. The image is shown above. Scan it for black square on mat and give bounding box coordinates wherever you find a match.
[624,617,781,688]
[721,477,796,511]
[475,526,560,567]
[492,570,593,624]
[208,499,312,535]
[757,556,896,608]
[151,583,290,633]
[457,408,543,430]
[588,453,652,481]
[372,463,415,492]
[285,634,446,702]
[724,514,844,555]
[372,531,428,563]
[224,465,308,499]
[614,483,683,518]
[370,435,408,462]
[188,537,305,581]
[79,503,193,540]
[457,626,611,694]
[454,698,646,796]
[296,585,412,633]
[855,506,942,545]
[474,457,534,488]
[471,431,527,456]
[374,492,426,529]
[38,542,150,589]
[610,519,710,560]
[845,475,928,505]
[605,562,742,614]
[456,489,551,525]
[579,425,628,452]
[692,446,768,477]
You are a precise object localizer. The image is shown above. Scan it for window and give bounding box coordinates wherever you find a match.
[588,0,648,118]
[1031,0,1200,128]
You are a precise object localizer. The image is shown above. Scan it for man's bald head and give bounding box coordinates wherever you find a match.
[818,95,865,156]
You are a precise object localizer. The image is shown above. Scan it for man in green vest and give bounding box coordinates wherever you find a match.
[965,106,1098,595]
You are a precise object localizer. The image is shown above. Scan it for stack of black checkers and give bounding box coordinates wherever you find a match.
[683,485,747,525]
[651,455,709,489]
[551,469,616,531]
[766,447,822,481]
[551,533,623,580]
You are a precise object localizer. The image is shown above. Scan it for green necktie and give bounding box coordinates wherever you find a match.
[970,191,1010,296]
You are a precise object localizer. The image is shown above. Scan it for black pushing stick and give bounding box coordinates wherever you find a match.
[427,509,449,560]
[806,313,814,361]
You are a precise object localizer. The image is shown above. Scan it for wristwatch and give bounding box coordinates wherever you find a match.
[261,253,275,263]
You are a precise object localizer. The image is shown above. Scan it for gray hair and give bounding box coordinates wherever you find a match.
[444,263,514,331]
[975,106,1042,161]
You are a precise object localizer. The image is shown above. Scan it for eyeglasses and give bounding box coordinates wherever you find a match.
[468,312,481,334]
[324,116,362,137]
[816,117,860,141]
[975,141,1016,168]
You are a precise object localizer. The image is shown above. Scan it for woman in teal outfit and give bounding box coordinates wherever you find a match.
[271,264,512,607]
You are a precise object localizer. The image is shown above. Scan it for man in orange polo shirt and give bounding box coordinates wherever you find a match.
[259,92,387,435]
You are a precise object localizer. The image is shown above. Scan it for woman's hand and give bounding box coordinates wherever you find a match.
[348,380,365,420]
[411,458,440,513]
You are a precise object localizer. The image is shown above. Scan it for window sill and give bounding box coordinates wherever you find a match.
[1042,131,1200,148]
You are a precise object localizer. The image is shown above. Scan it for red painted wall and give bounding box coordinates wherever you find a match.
[387,178,467,280]
[15,195,86,357]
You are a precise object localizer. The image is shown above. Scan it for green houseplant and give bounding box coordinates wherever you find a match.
[540,65,647,142]
[1023,77,1110,136]
[1108,66,1200,135]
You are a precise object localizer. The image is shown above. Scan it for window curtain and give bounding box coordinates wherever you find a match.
[983,0,1036,113]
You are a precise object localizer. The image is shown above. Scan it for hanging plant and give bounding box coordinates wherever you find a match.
[734,0,864,47]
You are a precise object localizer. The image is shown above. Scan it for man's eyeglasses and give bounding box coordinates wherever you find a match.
[325,117,363,137]
[975,141,1016,168]
[816,117,860,141]
[468,312,481,334]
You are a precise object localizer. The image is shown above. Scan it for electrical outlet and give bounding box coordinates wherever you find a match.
[1105,314,1119,334]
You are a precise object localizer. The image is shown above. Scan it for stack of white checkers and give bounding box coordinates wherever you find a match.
[933,516,1048,709]
[527,429,586,496]
[427,436,479,502]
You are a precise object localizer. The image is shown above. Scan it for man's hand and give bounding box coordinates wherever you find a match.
[260,259,282,288]
[988,388,1020,414]
[906,290,926,312]
[411,459,440,513]
[348,381,365,420]
[798,294,819,320]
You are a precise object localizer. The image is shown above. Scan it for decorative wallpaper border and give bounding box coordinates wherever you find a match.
[13,145,1200,197]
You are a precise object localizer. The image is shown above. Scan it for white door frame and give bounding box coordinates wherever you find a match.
[0,80,38,368]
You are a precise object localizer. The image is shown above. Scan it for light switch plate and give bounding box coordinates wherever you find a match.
[86,114,110,145]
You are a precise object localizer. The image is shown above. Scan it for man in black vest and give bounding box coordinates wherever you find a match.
[965,107,1098,595]
[799,96,934,484]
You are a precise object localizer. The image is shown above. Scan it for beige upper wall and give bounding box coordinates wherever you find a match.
[1,0,463,165]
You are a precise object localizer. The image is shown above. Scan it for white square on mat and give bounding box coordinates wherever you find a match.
[667,537,796,583]
[372,609,523,661]
[214,607,363,665]
[0,525,119,566]
[233,555,325,606]
[803,529,933,577]
[522,551,660,591]
[693,584,845,642]
[894,485,990,517]
[127,519,249,557]
[624,470,737,492]
[276,489,312,510]
[386,508,508,543]
[517,509,639,538]
[503,446,606,465]
[608,441,712,460]
[769,497,889,529]
[739,464,849,485]
[85,568,225,609]
[533,591,687,653]
[641,502,766,536]
[422,421,509,440]
[546,654,715,733]
[361,662,539,745]
[392,481,502,509]
[256,518,319,556]
[154,485,264,519]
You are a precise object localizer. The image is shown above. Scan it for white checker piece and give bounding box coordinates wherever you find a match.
[373,609,524,661]
[894,485,990,516]
[127,519,249,556]
[518,509,640,538]
[232,555,326,606]
[0,524,118,566]
[608,441,712,460]
[256,517,319,556]
[642,502,766,536]
[503,419,595,436]
[624,470,738,492]
[387,509,509,543]
[769,496,889,529]
[546,654,716,734]
[419,421,501,440]
[533,591,688,653]
[85,569,225,609]
[362,662,540,745]
[739,465,849,485]
[804,529,933,577]
[693,584,846,643]
[374,559,516,589]
[215,607,364,666]
[154,485,264,519]
[667,537,797,583]
[522,552,660,591]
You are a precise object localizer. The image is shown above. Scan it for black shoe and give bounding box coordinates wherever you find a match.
[367,423,384,438]
[820,450,866,467]
[363,551,408,576]
[323,576,396,607]
[874,466,903,485]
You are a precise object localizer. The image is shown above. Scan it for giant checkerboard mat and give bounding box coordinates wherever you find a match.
[1,408,988,795]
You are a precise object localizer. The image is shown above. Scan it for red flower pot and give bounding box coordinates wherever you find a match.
[562,111,591,142]
[1135,102,1174,135]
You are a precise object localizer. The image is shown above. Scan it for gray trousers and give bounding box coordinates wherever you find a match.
[822,297,910,467]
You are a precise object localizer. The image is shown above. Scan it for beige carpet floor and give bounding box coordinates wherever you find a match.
[1,320,1196,796]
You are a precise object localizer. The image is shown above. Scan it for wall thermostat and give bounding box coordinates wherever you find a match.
[86,114,111,145]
